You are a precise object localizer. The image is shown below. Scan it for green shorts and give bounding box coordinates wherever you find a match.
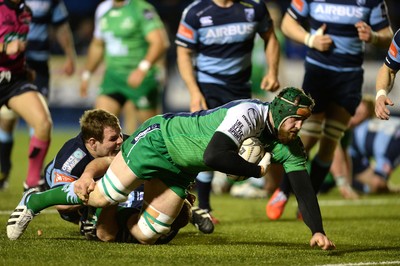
[121,116,196,199]
[99,68,160,110]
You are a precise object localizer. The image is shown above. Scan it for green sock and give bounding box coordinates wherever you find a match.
[26,183,83,214]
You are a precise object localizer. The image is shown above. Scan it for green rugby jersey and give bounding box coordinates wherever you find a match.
[159,99,308,174]
[94,0,163,72]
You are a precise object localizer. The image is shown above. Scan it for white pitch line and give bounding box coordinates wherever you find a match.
[0,209,58,215]
[318,198,400,206]
[317,261,400,266]
[1,198,399,215]
[290,198,400,207]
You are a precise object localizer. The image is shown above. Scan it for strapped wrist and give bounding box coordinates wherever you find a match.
[304,33,317,48]
[376,89,387,100]
[81,70,91,81]
[138,60,151,72]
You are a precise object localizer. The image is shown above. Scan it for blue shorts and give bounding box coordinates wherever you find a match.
[302,62,363,115]
[27,60,50,98]
[199,82,251,109]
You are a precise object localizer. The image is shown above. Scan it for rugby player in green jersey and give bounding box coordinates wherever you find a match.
[79,0,169,134]
[8,87,335,250]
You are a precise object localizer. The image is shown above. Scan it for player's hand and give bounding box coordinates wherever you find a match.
[80,80,89,98]
[74,175,96,204]
[338,183,359,200]
[310,232,336,250]
[310,24,332,52]
[355,21,375,43]
[127,68,146,89]
[189,91,208,112]
[261,73,279,92]
[5,39,27,55]
[375,95,394,120]
[63,57,75,76]
[258,152,272,177]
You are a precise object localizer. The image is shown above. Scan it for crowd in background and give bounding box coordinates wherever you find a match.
[54,0,400,60]
[40,0,400,117]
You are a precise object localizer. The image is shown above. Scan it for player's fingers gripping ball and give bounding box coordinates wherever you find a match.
[258,152,272,176]
[227,137,265,182]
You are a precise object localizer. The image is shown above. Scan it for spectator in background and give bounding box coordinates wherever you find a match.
[266,0,393,221]
[63,0,102,55]
[0,0,52,191]
[0,0,76,190]
[80,0,169,135]
[176,0,280,232]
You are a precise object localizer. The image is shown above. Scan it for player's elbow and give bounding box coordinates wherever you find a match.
[203,150,219,169]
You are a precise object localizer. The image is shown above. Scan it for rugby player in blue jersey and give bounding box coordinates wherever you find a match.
[349,116,400,194]
[266,0,393,220]
[175,0,280,230]
[10,109,124,227]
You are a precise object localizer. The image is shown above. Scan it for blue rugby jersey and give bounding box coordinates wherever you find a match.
[385,29,400,71]
[25,0,69,62]
[44,133,129,188]
[287,0,390,71]
[350,117,400,178]
[175,0,273,87]
[44,133,95,188]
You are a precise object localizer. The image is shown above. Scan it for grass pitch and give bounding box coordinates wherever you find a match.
[0,128,400,266]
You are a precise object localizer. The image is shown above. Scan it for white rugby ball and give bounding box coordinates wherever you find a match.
[226,137,265,182]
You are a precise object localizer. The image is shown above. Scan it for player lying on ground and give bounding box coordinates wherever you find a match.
[7,109,209,242]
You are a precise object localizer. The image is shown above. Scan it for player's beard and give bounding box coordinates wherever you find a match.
[279,129,298,144]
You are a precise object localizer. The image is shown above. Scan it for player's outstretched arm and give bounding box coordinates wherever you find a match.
[287,170,335,250]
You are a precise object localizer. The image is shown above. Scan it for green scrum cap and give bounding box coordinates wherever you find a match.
[270,87,315,131]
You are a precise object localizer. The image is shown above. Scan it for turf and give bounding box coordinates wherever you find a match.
[1,129,400,266]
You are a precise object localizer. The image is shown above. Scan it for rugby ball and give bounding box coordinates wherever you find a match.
[226,137,265,182]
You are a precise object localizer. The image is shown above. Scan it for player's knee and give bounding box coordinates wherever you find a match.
[0,106,18,120]
[96,229,117,242]
[136,204,175,245]
[32,117,52,139]
[301,119,322,138]
[322,119,347,141]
